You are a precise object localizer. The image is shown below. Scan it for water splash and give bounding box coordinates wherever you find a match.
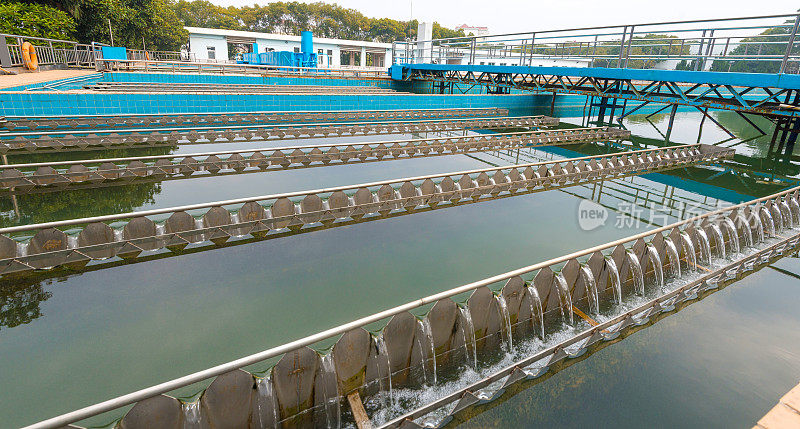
[420,318,437,385]
[320,354,341,429]
[375,336,394,408]
[459,306,478,368]
[645,244,664,290]
[579,265,599,315]
[678,231,697,272]
[495,294,514,350]
[525,286,546,339]
[604,257,622,305]
[736,214,754,248]
[663,237,681,278]
[182,401,202,429]
[255,376,278,428]
[721,218,740,255]
[696,228,713,265]
[626,250,645,296]
[553,273,574,326]
[709,224,726,259]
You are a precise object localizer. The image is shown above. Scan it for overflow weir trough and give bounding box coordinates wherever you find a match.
[25,186,800,429]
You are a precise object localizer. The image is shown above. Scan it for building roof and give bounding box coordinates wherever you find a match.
[185,27,392,49]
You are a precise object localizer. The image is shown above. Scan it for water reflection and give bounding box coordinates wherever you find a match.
[0,280,50,331]
[0,182,160,228]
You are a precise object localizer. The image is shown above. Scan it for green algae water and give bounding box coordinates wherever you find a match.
[1,109,799,428]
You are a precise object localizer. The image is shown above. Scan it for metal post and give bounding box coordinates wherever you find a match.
[664,104,678,143]
[780,14,800,74]
[697,107,707,143]
[623,25,635,68]
[694,30,706,71]
[470,37,476,65]
[528,33,535,65]
[617,26,628,68]
[0,36,12,68]
[550,92,556,116]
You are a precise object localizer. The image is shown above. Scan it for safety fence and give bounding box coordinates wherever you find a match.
[22,183,799,429]
[0,116,555,155]
[96,59,389,78]
[1,33,97,69]
[393,13,800,73]
[0,108,508,132]
[0,127,630,194]
[0,144,731,277]
[82,82,400,94]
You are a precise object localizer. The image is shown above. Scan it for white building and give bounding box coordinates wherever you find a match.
[185,27,393,70]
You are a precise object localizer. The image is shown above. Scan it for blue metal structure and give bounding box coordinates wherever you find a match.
[239,31,317,68]
[391,13,800,156]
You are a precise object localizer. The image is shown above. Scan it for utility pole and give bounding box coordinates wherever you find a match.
[108,18,115,46]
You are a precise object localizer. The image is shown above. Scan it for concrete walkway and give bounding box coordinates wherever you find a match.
[755,381,800,428]
[0,69,97,89]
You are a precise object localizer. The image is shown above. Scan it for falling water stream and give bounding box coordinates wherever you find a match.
[721,218,740,255]
[604,257,622,305]
[626,250,645,296]
[679,231,697,272]
[696,228,713,266]
[255,376,279,427]
[663,237,681,278]
[553,273,574,326]
[182,401,202,429]
[709,224,726,259]
[420,319,437,385]
[459,306,478,369]
[525,286,546,339]
[737,214,754,248]
[320,353,341,429]
[761,207,776,237]
[375,336,394,408]
[579,265,599,315]
[780,200,794,228]
[645,244,664,290]
[495,294,514,350]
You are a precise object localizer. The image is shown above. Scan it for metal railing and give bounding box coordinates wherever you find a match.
[125,49,195,62]
[392,13,800,74]
[96,58,388,77]
[1,33,98,68]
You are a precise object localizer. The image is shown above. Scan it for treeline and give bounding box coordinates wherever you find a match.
[174,0,465,42]
[1,0,464,51]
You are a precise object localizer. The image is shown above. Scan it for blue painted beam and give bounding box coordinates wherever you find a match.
[392,64,800,90]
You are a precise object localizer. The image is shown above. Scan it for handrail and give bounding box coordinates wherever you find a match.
[393,12,800,74]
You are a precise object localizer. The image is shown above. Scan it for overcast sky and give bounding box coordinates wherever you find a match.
[211,0,799,34]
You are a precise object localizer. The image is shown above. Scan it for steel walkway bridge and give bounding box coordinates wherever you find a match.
[390,13,800,156]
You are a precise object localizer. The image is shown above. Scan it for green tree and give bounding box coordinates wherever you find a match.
[15,0,187,51]
[710,26,793,73]
[173,0,241,30]
[0,2,77,40]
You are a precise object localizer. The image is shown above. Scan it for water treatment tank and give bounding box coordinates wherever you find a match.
[301,31,313,54]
